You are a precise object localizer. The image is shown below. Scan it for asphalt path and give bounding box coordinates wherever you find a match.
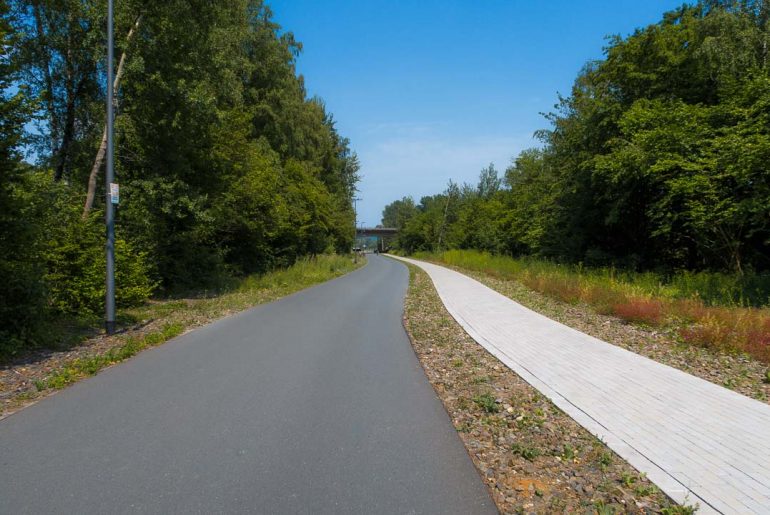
[0,255,495,514]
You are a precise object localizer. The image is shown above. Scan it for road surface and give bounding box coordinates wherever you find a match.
[0,255,495,514]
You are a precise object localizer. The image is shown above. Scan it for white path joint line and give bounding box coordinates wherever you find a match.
[393,256,770,515]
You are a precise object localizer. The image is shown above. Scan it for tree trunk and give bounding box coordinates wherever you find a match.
[82,15,142,218]
[437,195,451,250]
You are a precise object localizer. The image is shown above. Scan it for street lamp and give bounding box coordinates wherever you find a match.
[353,197,362,262]
[105,0,116,334]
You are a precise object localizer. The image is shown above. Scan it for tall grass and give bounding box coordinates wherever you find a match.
[416,250,770,364]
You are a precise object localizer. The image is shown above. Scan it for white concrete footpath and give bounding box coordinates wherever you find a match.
[392,256,770,514]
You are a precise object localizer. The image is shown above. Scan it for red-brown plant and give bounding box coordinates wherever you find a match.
[612,298,665,326]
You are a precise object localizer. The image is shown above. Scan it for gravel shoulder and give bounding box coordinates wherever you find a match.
[402,264,693,514]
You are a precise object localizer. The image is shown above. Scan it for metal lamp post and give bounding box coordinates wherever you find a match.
[353,197,362,263]
[105,0,116,334]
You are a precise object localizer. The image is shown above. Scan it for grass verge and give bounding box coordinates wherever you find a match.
[416,250,770,365]
[1,255,361,418]
[402,264,696,514]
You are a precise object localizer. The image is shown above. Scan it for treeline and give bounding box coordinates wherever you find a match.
[0,0,358,356]
[384,1,770,276]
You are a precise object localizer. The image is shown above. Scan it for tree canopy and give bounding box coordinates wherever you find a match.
[385,1,770,274]
[0,0,359,356]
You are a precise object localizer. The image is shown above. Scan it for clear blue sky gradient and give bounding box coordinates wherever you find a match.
[269,0,686,226]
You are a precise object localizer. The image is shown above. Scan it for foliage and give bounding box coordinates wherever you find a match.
[0,1,359,357]
[384,1,770,275]
[472,392,500,413]
[42,211,157,318]
[0,1,45,355]
[383,1,770,362]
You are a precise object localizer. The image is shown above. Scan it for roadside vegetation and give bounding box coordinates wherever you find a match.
[0,255,360,418]
[0,1,359,360]
[402,264,694,513]
[418,250,770,366]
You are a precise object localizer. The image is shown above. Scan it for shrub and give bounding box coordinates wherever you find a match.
[0,172,47,357]
[43,214,156,318]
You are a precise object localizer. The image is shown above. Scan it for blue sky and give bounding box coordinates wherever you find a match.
[269,0,686,226]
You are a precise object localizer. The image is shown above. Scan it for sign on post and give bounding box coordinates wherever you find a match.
[110,183,120,205]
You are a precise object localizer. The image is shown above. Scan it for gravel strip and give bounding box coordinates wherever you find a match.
[0,320,162,419]
[402,265,691,514]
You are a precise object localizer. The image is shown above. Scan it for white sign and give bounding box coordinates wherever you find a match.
[110,183,120,205]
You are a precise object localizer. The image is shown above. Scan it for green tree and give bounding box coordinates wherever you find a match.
[0,0,44,354]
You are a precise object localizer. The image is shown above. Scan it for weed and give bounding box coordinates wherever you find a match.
[548,496,567,511]
[620,472,637,488]
[635,483,658,497]
[455,421,473,433]
[473,392,500,413]
[481,415,506,427]
[451,358,463,368]
[471,375,489,384]
[661,503,698,515]
[594,500,617,514]
[612,298,664,325]
[511,442,541,461]
[561,443,577,460]
[764,369,770,384]
[598,451,613,469]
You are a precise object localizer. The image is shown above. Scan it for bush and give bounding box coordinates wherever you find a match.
[0,241,46,357]
[0,171,49,356]
[44,214,156,318]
